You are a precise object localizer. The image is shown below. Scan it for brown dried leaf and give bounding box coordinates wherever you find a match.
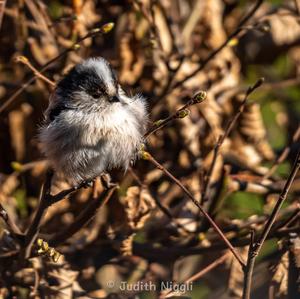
[228,247,248,298]
[269,251,289,298]
[121,186,155,231]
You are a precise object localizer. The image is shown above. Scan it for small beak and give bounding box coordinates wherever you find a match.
[110,95,120,103]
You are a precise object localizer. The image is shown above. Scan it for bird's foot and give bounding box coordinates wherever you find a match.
[100,173,117,189]
[76,178,95,189]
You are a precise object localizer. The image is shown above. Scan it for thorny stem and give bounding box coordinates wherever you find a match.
[142,151,246,267]
[0,23,114,114]
[201,78,264,203]
[242,150,300,299]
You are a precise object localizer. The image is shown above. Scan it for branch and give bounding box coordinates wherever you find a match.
[263,125,300,179]
[0,0,6,31]
[141,151,246,267]
[201,78,264,202]
[49,180,117,247]
[0,203,23,237]
[0,22,114,114]
[242,149,300,299]
[294,0,300,16]
[170,0,264,91]
[132,226,300,262]
[144,91,207,138]
[160,251,230,298]
[15,56,56,88]
[21,171,89,259]
[129,168,193,234]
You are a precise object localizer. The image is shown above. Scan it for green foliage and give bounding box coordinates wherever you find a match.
[191,283,211,299]
[13,189,28,218]
[261,101,287,149]
[257,239,278,262]
[48,1,64,19]
[222,192,264,219]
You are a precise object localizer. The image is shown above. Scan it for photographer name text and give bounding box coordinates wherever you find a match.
[118,281,193,292]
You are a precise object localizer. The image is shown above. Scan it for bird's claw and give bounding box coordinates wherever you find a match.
[100,173,116,189]
[77,178,95,189]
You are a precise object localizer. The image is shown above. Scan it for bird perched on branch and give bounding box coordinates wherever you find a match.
[39,57,148,185]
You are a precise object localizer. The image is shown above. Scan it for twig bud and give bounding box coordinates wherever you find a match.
[91,28,101,34]
[193,91,207,103]
[253,77,265,89]
[177,109,190,118]
[228,38,239,47]
[153,119,164,127]
[247,77,264,95]
[37,238,43,247]
[11,161,23,172]
[100,22,114,34]
[36,238,61,263]
[15,56,29,64]
[53,251,61,263]
[258,24,270,33]
[140,151,151,160]
[72,44,81,51]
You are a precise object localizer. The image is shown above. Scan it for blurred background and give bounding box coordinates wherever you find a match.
[0,0,300,298]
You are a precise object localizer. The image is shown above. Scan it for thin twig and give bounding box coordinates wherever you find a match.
[15,56,56,88]
[263,125,300,179]
[129,168,193,234]
[261,76,300,91]
[141,151,246,267]
[144,91,206,138]
[201,78,264,202]
[21,171,89,259]
[242,149,300,299]
[30,268,40,298]
[22,171,53,259]
[294,0,300,16]
[0,203,23,236]
[133,0,167,64]
[170,0,264,91]
[186,251,230,283]
[0,22,114,114]
[49,183,117,247]
[271,209,300,234]
[161,251,230,298]
[0,0,6,31]
[132,225,300,262]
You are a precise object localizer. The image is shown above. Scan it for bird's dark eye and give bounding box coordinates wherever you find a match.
[90,90,103,98]
[90,84,107,98]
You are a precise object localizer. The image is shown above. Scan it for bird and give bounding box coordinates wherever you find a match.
[39,57,148,185]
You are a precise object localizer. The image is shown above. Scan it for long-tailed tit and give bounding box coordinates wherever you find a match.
[39,57,148,185]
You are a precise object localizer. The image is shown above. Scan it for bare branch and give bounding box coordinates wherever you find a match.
[0,22,114,114]
[49,181,117,247]
[141,151,246,267]
[242,149,300,299]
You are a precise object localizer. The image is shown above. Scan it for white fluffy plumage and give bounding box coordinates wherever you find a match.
[39,57,148,185]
